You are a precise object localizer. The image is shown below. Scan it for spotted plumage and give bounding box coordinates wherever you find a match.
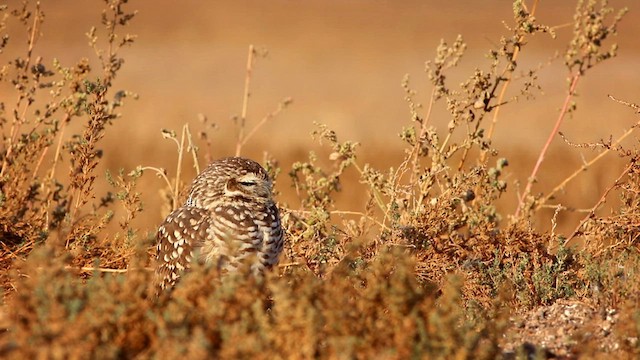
[156,157,284,290]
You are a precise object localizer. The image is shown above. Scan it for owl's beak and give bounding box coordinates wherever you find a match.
[256,180,272,198]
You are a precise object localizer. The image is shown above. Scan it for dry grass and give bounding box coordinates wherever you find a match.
[1,0,640,358]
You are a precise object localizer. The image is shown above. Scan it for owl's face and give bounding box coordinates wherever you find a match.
[187,157,274,208]
[223,170,272,200]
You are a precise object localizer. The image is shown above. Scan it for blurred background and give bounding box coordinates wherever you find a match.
[4,0,639,236]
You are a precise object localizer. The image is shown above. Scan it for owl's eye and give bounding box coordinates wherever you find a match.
[238,181,257,187]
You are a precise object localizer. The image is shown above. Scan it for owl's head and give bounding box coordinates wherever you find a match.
[187,157,274,208]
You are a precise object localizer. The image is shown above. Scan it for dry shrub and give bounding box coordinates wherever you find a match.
[0,0,140,287]
[4,246,153,358]
[3,245,507,359]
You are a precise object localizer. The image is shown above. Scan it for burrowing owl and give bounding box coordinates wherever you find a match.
[156,157,284,290]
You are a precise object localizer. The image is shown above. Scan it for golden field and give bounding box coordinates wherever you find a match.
[3,0,636,235]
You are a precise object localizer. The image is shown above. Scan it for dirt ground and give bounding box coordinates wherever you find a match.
[502,299,626,358]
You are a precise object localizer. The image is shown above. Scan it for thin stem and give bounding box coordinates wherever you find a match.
[565,161,632,245]
[409,87,437,185]
[352,162,386,213]
[184,123,201,174]
[290,208,390,232]
[515,73,581,218]
[140,166,173,198]
[240,98,291,148]
[480,0,539,165]
[174,125,187,210]
[0,3,41,177]
[539,120,639,209]
[235,44,255,157]
[32,144,48,181]
[48,114,69,181]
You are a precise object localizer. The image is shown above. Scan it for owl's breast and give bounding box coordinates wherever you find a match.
[201,200,283,273]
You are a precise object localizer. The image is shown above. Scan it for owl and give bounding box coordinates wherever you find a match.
[156,157,284,291]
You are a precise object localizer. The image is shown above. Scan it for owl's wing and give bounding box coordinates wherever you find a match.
[156,206,211,290]
[256,202,284,269]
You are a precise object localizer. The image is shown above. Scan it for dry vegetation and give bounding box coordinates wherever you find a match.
[1,0,639,358]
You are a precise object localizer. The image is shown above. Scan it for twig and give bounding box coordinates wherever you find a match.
[77,266,128,273]
[174,125,187,210]
[48,113,70,181]
[408,87,436,185]
[565,161,632,245]
[480,0,540,165]
[351,162,386,213]
[608,94,640,113]
[277,262,300,268]
[538,95,640,209]
[184,123,201,174]
[289,208,391,232]
[550,204,564,240]
[140,166,173,196]
[239,97,292,148]
[0,3,42,178]
[515,73,581,218]
[64,266,154,273]
[150,124,202,211]
[541,129,635,208]
[235,44,255,157]
[32,145,48,180]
